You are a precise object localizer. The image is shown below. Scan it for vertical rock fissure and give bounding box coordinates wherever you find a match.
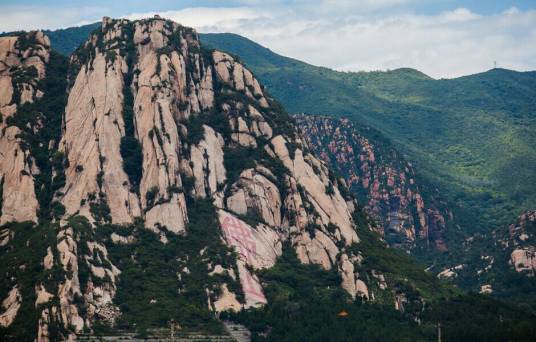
[120,26,143,195]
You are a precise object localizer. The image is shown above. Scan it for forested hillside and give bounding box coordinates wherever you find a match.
[201,33,536,235]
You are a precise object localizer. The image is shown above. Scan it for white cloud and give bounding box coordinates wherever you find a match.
[0,2,534,78]
[123,7,266,31]
[318,0,415,12]
[163,5,536,78]
[0,5,106,32]
[439,8,480,22]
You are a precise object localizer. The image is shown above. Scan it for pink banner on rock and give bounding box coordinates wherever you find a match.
[220,212,267,306]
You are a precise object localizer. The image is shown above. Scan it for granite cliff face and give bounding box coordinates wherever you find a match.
[295,115,451,251]
[0,31,50,225]
[0,18,434,340]
[506,211,536,275]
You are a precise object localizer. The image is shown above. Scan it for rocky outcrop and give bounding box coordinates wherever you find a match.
[511,248,536,274]
[339,254,369,299]
[212,51,268,108]
[437,264,464,279]
[0,127,39,224]
[503,211,536,276]
[46,219,121,335]
[61,50,140,224]
[218,210,280,307]
[0,32,49,224]
[226,168,281,227]
[56,227,84,332]
[0,17,432,338]
[131,19,193,234]
[295,115,451,251]
[0,286,21,327]
[212,284,242,312]
[450,210,536,297]
[190,125,226,198]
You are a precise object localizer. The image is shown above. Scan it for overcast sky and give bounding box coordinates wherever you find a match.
[0,0,535,78]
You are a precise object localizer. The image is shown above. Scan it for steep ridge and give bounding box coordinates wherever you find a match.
[295,115,451,252]
[0,31,71,341]
[1,18,536,341]
[200,33,536,241]
[33,26,536,235]
[0,17,421,340]
[293,114,536,310]
[0,31,50,225]
[58,17,361,275]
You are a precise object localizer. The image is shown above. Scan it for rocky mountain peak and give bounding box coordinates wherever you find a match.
[0,18,382,339]
[0,17,457,341]
[2,16,531,341]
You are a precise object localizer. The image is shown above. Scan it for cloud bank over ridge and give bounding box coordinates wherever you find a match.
[1,1,535,78]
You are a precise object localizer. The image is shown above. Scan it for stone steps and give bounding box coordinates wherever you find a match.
[222,321,251,342]
[77,321,251,341]
[77,332,235,341]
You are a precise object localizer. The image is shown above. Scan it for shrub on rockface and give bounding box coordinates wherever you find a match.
[104,199,240,335]
[5,50,68,221]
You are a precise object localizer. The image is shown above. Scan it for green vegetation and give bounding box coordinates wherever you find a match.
[424,294,536,341]
[0,38,73,340]
[37,26,536,233]
[352,210,454,302]
[6,50,68,221]
[0,221,66,341]
[227,243,429,341]
[44,23,100,56]
[199,32,536,305]
[184,110,232,146]
[200,33,536,236]
[101,199,239,336]
[227,239,536,341]
[119,32,143,193]
[1,20,532,340]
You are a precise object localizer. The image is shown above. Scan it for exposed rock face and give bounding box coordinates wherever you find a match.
[339,254,369,299]
[480,284,493,294]
[190,125,226,198]
[0,127,39,224]
[0,32,49,224]
[56,227,84,332]
[61,50,140,224]
[504,211,536,275]
[212,284,241,312]
[130,19,194,234]
[49,219,121,336]
[437,264,464,279]
[0,17,421,339]
[0,286,21,327]
[295,115,451,251]
[212,51,268,108]
[226,168,281,227]
[511,249,536,274]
